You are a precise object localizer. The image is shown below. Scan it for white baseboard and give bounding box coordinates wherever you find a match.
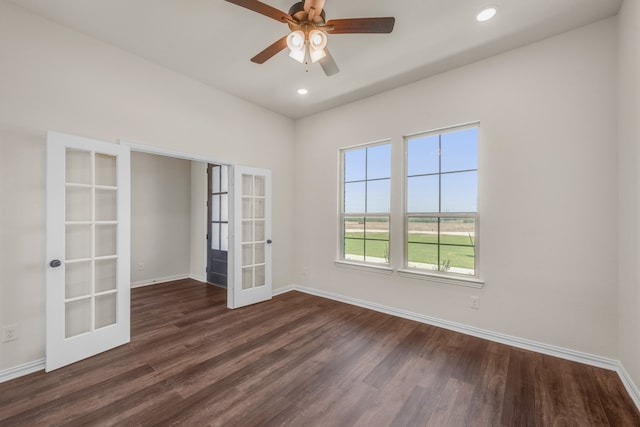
[617,362,640,410]
[277,284,640,411]
[272,285,295,296]
[189,274,207,283]
[0,358,45,383]
[131,274,190,288]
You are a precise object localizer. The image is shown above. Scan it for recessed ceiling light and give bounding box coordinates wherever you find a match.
[476,7,497,22]
[297,88,309,95]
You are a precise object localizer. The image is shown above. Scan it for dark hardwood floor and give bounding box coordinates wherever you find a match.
[1,279,639,426]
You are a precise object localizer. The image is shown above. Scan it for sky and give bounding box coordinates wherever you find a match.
[344,127,478,214]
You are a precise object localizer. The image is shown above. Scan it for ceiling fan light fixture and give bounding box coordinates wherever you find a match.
[287,30,306,63]
[287,30,305,50]
[289,47,306,63]
[308,29,327,63]
[309,46,326,63]
[309,29,327,50]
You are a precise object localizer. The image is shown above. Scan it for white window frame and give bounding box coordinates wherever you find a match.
[336,140,393,272]
[398,123,484,288]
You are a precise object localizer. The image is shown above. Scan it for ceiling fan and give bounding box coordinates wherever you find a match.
[225,0,396,76]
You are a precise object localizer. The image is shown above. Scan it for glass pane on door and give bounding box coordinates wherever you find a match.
[95,154,117,186]
[65,299,91,338]
[242,244,253,266]
[242,198,253,219]
[254,176,265,197]
[95,259,117,293]
[254,198,265,219]
[242,267,253,289]
[96,224,117,257]
[255,264,265,287]
[65,261,91,299]
[66,149,91,185]
[66,225,92,260]
[255,221,265,241]
[66,187,91,222]
[95,190,117,221]
[220,223,229,251]
[95,294,117,329]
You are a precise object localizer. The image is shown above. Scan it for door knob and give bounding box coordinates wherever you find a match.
[49,259,62,268]
[266,239,272,244]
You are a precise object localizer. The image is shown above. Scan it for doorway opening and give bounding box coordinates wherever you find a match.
[207,163,229,287]
[125,140,273,310]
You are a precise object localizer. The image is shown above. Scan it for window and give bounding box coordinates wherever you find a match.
[340,142,391,265]
[207,163,230,286]
[405,125,478,276]
[208,164,229,252]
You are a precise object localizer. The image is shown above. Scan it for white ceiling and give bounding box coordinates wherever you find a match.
[9,0,622,119]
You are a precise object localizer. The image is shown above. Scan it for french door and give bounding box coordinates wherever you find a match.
[230,166,272,308]
[46,131,130,372]
[207,164,229,287]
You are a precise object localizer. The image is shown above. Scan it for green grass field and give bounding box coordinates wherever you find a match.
[345,231,475,270]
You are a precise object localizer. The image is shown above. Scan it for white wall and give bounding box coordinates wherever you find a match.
[0,1,295,371]
[618,0,640,388]
[293,18,619,357]
[190,161,208,282]
[130,152,191,286]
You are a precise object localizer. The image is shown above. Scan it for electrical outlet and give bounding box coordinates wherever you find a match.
[137,262,144,271]
[470,296,480,310]
[2,324,18,342]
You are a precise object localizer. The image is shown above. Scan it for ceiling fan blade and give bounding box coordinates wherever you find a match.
[319,48,339,76]
[225,0,292,23]
[250,35,288,64]
[325,17,396,34]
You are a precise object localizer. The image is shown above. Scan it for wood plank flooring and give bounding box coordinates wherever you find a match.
[1,279,639,426]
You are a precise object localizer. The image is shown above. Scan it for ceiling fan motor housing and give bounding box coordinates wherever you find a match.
[288,1,326,28]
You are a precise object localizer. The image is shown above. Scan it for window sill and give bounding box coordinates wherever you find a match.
[397,269,485,288]
[334,260,394,275]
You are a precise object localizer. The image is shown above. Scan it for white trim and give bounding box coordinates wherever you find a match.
[189,274,207,283]
[403,121,481,140]
[131,274,191,288]
[122,140,242,313]
[339,138,392,152]
[334,260,394,274]
[121,141,234,166]
[288,285,618,369]
[617,362,640,410]
[397,269,485,288]
[275,285,640,411]
[272,285,295,296]
[0,359,45,383]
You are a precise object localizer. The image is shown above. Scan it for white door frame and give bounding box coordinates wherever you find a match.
[122,141,240,308]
